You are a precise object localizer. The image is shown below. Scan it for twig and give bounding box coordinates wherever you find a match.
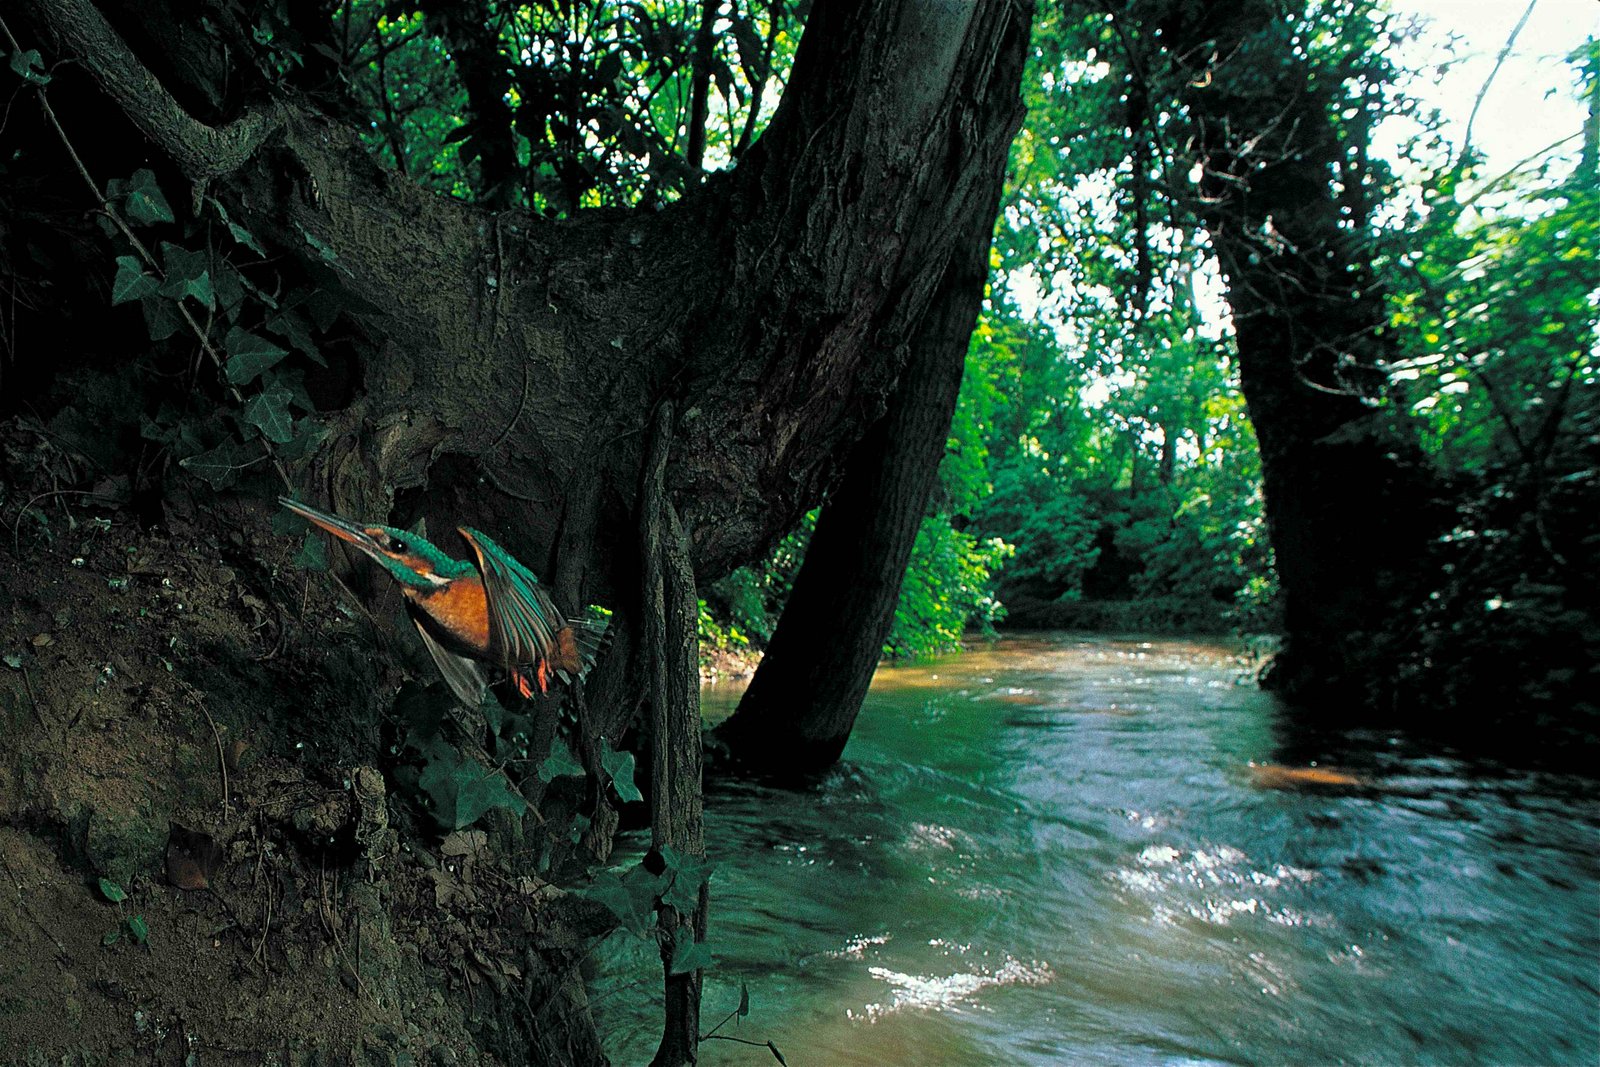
[481,362,532,457]
[197,703,232,819]
[20,667,46,731]
[1459,0,1539,170]
[9,489,98,556]
[700,1035,787,1064]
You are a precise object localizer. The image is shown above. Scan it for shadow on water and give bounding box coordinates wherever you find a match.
[593,633,1600,1066]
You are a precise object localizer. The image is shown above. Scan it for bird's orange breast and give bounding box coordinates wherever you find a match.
[406,578,492,656]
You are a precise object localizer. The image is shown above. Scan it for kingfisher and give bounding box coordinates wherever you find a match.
[279,497,606,709]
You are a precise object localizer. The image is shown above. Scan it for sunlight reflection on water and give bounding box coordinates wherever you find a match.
[593,633,1600,1067]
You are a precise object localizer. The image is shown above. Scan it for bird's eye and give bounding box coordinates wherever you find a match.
[389,537,408,554]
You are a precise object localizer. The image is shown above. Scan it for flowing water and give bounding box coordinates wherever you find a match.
[592,634,1600,1065]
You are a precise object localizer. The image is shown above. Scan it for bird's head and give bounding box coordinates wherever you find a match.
[279,497,470,589]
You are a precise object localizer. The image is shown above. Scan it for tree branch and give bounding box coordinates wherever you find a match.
[25,0,286,181]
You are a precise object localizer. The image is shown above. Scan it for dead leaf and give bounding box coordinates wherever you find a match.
[440,829,487,859]
[165,824,223,890]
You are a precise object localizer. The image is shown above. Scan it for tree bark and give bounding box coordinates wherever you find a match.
[640,403,706,1066]
[21,0,1034,595]
[1149,0,1438,702]
[717,103,1028,775]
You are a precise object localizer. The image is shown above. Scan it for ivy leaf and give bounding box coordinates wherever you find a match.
[124,169,175,226]
[295,222,346,272]
[265,306,323,365]
[668,937,713,976]
[237,272,280,311]
[161,270,213,309]
[141,295,183,341]
[276,418,329,462]
[536,738,585,782]
[9,49,50,86]
[101,928,121,947]
[213,263,246,321]
[272,366,316,413]
[159,243,214,308]
[295,530,327,571]
[227,219,265,255]
[417,748,526,830]
[599,736,643,803]
[581,872,645,936]
[661,852,714,914]
[581,862,667,938]
[111,257,159,305]
[208,197,266,256]
[224,327,289,385]
[243,387,296,444]
[97,877,127,903]
[179,438,260,489]
[127,915,149,945]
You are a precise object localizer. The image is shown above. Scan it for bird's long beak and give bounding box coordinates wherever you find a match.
[278,496,386,562]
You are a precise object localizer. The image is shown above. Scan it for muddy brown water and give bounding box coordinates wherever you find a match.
[592,634,1600,1065]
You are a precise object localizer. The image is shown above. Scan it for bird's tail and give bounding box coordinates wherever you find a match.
[550,608,612,685]
[569,608,612,679]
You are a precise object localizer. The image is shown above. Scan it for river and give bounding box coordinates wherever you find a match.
[592,634,1600,1065]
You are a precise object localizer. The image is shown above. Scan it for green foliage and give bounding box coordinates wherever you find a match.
[537,738,585,783]
[416,739,527,831]
[698,511,813,658]
[223,328,291,386]
[293,530,328,571]
[96,878,148,948]
[110,257,158,305]
[1346,39,1600,727]
[599,736,643,804]
[581,844,716,973]
[582,862,667,937]
[123,170,175,226]
[8,48,51,86]
[344,0,806,214]
[946,2,1302,632]
[76,164,342,498]
[669,937,713,975]
[884,517,1012,660]
[696,599,750,657]
[975,457,1099,594]
[1384,177,1599,475]
[242,388,296,444]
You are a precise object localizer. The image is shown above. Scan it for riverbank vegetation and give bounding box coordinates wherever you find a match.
[709,5,1598,729]
[0,0,1594,1063]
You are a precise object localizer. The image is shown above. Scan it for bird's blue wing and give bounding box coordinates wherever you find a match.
[456,527,564,670]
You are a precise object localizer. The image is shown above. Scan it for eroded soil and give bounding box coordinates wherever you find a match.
[0,466,609,1064]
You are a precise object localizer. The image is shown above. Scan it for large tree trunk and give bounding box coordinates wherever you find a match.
[1147,0,1438,703]
[716,173,1025,774]
[21,0,1031,597]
